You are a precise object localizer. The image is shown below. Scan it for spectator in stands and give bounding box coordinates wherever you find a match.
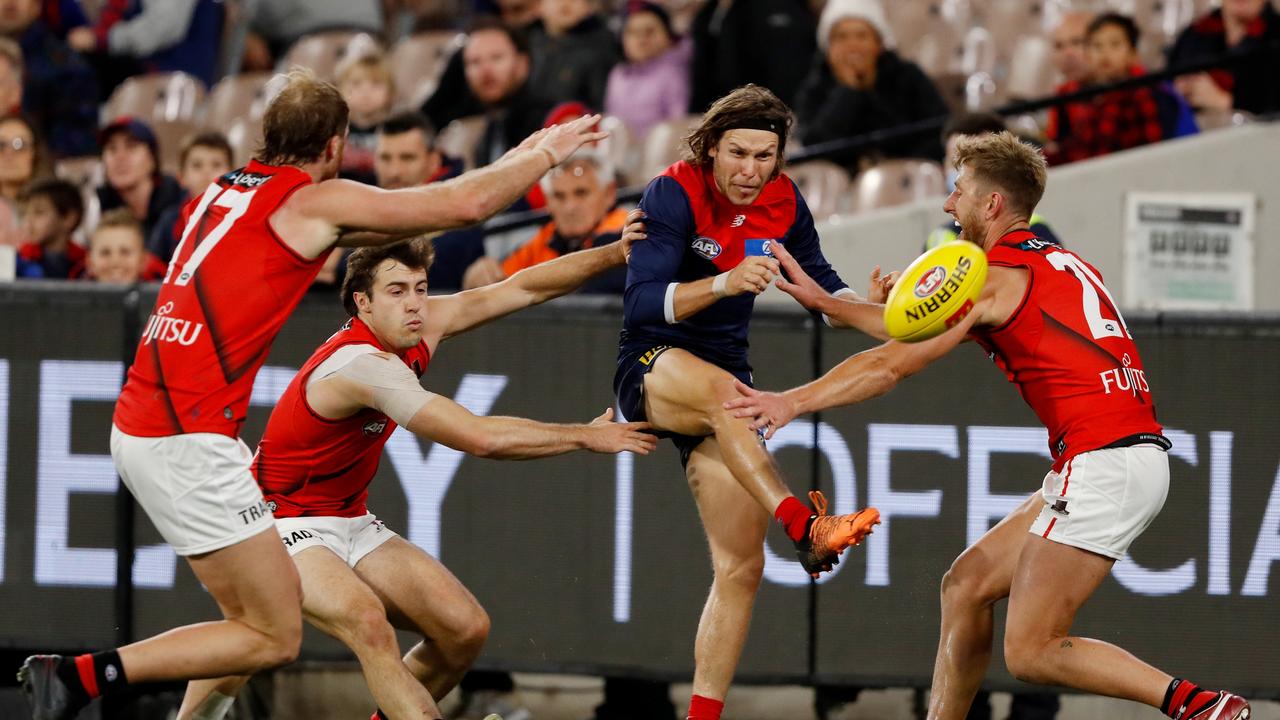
[39,0,88,40]
[336,51,395,185]
[795,0,947,171]
[0,0,98,156]
[604,1,692,137]
[463,17,555,167]
[67,0,224,92]
[1169,0,1280,116]
[0,37,22,114]
[147,130,233,261]
[97,117,184,243]
[0,113,46,203]
[82,206,163,283]
[689,0,815,110]
[374,110,483,290]
[1046,13,1195,165]
[526,0,618,110]
[1051,10,1093,84]
[462,149,626,290]
[422,0,541,133]
[16,177,82,278]
[243,0,383,68]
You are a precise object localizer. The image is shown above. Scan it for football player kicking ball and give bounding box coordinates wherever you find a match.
[725,132,1250,720]
[616,84,880,720]
[180,235,656,720]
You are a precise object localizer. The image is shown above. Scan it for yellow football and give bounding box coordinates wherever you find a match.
[883,241,988,342]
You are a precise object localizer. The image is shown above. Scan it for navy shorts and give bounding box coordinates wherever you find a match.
[613,344,754,467]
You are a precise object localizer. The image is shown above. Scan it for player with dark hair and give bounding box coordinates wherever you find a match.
[179,233,653,720]
[725,132,1250,720]
[616,83,881,720]
[18,67,607,720]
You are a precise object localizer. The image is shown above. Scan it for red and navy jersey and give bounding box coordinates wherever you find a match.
[621,161,849,369]
[255,317,431,518]
[972,230,1162,470]
[113,161,329,438]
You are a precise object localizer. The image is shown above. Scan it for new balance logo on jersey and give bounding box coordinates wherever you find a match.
[363,419,388,436]
[692,236,722,260]
[731,214,746,227]
[142,301,205,347]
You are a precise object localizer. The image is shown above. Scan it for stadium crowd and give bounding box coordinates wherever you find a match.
[0,0,1275,290]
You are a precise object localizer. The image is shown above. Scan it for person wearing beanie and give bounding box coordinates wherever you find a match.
[604,0,692,137]
[794,0,948,170]
[96,116,185,244]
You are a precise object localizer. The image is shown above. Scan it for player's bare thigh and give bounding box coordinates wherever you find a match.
[943,492,1043,604]
[187,526,302,631]
[686,438,770,558]
[289,544,390,634]
[642,349,742,436]
[354,536,487,638]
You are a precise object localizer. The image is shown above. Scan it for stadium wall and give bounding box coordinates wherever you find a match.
[1,285,1278,695]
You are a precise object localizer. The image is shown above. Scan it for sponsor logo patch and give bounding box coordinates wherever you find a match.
[914,266,947,298]
[691,236,722,260]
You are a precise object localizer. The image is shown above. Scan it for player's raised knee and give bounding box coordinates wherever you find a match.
[1002,635,1052,685]
[939,556,1003,609]
[712,552,766,593]
[344,602,400,656]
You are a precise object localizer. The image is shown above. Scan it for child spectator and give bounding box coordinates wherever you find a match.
[604,1,691,137]
[336,52,395,185]
[1047,13,1196,165]
[84,207,164,283]
[16,177,82,278]
[148,131,233,261]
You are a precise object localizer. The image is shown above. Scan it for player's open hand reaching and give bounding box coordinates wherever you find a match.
[585,407,658,455]
[770,241,826,309]
[866,265,901,304]
[723,381,796,440]
[535,114,609,166]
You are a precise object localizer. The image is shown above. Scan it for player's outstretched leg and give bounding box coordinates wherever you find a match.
[684,438,770,720]
[641,349,879,576]
[352,536,491,702]
[1002,536,1250,720]
[294,546,444,719]
[927,494,1042,720]
[21,528,302,720]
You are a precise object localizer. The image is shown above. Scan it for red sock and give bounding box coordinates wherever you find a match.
[774,495,812,543]
[1162,679,1220,718]
[687,694,724,720]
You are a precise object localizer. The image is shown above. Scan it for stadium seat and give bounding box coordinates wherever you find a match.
[148,119,199,176]
[636,114,703,185]
[54,156,105,192]
[965,71,1000,110]
[102,72,206,125]
[888,0,973,58]
[390,32,464,112]
[434,115,487,170]
[202,72,274,130]
[279,31,383,82]
[226,115,264,168]
[786,160,852,221]
[933,72,969,113]
[979,0,1051,60]
[1005,35,1057,101]
[848,159,946,213]
[597,116,638,186]
[918,25,997,77]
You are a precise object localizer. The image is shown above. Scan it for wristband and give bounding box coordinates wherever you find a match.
[712,272,730,299]
[537,146,560,167]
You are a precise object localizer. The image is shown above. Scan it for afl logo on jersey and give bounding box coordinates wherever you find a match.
[914,266,947,298]
[363,419,388,437]
[691,236,722,260]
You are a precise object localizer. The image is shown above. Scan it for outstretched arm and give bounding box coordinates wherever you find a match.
[770,241,891,340]
[425,209,646,343]
[724,301,986,438]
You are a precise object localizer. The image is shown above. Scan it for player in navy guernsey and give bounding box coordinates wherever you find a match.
[614,85,881,720]
[726,133,1250,720]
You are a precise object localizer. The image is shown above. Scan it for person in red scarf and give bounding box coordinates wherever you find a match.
[1169,0,1280,115]
[1046,13,1195,165]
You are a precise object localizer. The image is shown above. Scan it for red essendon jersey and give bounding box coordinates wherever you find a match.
[255,317,431,518]
[114,161,329,438]
[971,230,1162,470]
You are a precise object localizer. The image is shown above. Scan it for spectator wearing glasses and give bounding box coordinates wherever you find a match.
[0,114,46,204]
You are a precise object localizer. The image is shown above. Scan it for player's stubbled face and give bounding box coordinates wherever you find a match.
[943,164,985,243]
[366,260,428,349]
[708,129,778,206]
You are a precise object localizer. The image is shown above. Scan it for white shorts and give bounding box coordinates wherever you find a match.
[1029,444,1170,559]
[274,513,398,567]
[110,424,275,556]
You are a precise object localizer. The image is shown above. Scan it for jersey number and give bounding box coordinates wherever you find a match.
[1046,251,1129,340]
[163,186,257,286]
